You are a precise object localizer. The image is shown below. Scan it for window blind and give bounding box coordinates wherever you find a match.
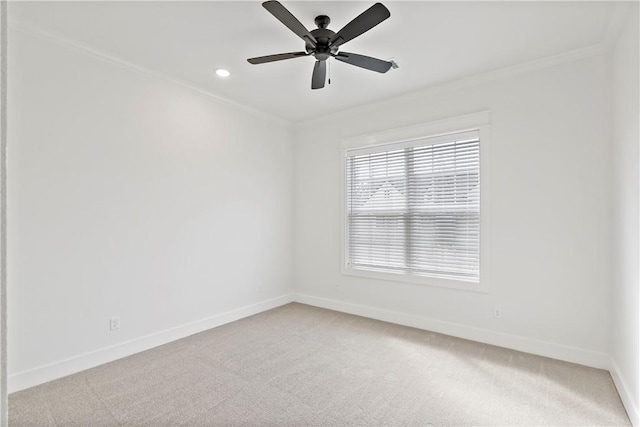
[345,130,480,282]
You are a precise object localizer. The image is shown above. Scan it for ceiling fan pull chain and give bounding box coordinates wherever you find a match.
[328,59,331,85]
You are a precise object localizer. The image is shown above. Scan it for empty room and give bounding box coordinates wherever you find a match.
[1,0,639,425]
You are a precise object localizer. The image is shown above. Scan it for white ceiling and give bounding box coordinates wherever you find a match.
[9,1,615,123]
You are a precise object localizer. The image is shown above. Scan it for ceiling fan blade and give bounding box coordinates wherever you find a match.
[330,3,390,49]
[262,1,317,47]
[247,52,309,64]
[334,52,393,73]
[311,60,326,89]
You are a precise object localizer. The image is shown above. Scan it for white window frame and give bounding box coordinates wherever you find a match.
[340,111,491,292]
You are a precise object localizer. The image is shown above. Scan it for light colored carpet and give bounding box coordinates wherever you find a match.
[9,302,631,426]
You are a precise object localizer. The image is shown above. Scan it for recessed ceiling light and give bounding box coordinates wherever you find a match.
[216,69,230,78]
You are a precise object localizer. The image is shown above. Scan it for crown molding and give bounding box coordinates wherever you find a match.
[8,15,609,129]
[296,43,606,129]
[8,18,294,129]
[603,1,634,49]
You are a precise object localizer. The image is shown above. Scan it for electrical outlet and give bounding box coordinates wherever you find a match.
[109,316,120,331]
[335,283,341,293]
[493,308,503,319]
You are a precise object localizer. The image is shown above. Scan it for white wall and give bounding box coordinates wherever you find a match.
[7,28,295,389]
[610,4,640,425]
[0,2,7,423]
[294,53,612,367]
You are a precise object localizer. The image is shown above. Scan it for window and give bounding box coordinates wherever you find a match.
[341,113,490,291]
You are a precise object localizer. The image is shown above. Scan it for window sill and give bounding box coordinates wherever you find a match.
[341,266,489,293]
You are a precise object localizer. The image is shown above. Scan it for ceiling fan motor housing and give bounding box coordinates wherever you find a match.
[307,16,338,61]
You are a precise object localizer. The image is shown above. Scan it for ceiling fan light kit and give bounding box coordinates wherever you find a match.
[248,1,393,90]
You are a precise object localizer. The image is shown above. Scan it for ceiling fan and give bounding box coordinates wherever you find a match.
[247,1,393,90]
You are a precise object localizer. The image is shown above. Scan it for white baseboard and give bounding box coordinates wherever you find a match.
[9,294,295,393]
[294,294,610,370]
[609,358,640,426]
[11,293,635,424]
